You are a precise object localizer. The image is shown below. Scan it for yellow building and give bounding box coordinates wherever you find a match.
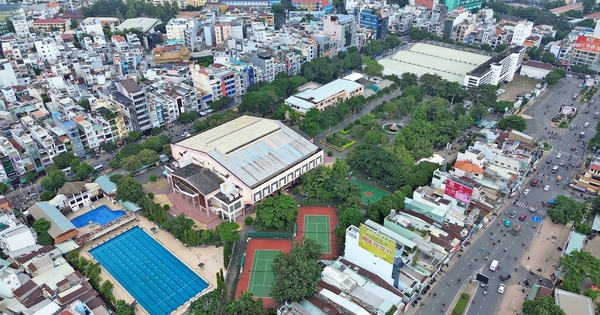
[94,99,129,141]
[153,45,190,65]
[284,79,364,114]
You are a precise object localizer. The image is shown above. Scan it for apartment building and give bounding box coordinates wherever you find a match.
[0,59,18,88]
[52,112,86,159]
[0,137,25,180]
[249,52,276,83]
[323,14,356,51]
[510,20,534,46]
[111,79,152,133]
[191,64,238,101]
[94,99,128,141]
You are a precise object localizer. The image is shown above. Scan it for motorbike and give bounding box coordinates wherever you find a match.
[483,290,487,295]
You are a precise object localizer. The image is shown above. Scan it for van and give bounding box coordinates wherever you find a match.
[580,132,586,138]
[94,164,104,171]
[489,260,499,272]
[552,166,559,173]
[531,178,539,187]
[585,122,590,128]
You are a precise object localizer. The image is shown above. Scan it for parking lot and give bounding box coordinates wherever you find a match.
[497,76,541,102]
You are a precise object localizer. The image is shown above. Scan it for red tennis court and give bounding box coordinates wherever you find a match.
[296,206,339,260]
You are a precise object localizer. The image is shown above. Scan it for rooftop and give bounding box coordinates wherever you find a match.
[171,164,224,194]
[115,18,161,32]
[292,79,362,104]
[175,116,320,188]
[27,202,76,239]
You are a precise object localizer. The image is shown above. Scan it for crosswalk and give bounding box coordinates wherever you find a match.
[548,148,581,160]
[513,201,547,216]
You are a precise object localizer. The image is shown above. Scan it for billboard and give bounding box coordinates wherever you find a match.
[358,224,395,264]
[444,179,473,204]
[574,36,600,53]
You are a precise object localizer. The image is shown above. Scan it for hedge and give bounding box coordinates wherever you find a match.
[342,141,356,149]
[452,293,470,315]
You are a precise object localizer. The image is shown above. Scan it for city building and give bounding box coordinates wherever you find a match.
[444,0,484,12]
[510,20,534,46]
[32,19,70,32]
[519,61,554,79]
[463,46,525,88]
[111,78,152,133]
[27,202,78,243]
[359,9,388,39]
[285,79,364,113]
[249,52,277,82]
[115,18,162,33]
[167,116,323,222]
[292,0,329,11]
[323,14,356,51]
[0,224,35,254]
[55,182,91,212]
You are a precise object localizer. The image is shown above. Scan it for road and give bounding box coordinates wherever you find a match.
[413,75,595,315]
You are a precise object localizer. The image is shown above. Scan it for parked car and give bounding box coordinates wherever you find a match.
[499,274,512,281]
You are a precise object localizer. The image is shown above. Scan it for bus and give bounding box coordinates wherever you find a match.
[489,260,499,272]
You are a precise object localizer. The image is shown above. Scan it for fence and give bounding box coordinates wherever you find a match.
[246,231,293,239]
[299,198,339,207]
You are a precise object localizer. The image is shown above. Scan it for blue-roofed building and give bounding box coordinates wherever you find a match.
[359,9,388,39]
[94,175,118,199]
[52,112,86,158]
[27,202,78,243]
[285,79,364,113]
[168,116,323,222]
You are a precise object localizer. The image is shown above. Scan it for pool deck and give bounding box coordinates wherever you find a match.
[78,210,222,315]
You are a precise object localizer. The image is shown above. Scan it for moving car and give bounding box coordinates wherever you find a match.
[556,153,562,159]
[544,185,550,191]
[509,211,517,218]
[504,220,511,227]
[499,274,512,281]
[181,132,190,137]
[519,214,527,221]
[571,146,577,151]
[524,189,530,196]
[498,284,506,294]
[546,159,553,164]
[559,160,566,166]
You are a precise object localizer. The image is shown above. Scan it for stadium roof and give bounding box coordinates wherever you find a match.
[176,116,320,188]
[379,43,492,83]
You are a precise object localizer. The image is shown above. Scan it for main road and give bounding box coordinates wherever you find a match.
[414,75,595,315]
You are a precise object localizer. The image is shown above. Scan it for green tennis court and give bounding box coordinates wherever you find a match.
[248,250,278,297]
[304,215,330,253]
[350,177,390,203]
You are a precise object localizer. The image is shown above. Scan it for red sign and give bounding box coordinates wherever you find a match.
[574,36,600,53]
[444,179,473,204]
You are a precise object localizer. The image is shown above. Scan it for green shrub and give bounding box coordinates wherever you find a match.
[163,204,170,211]
[244,217,254,226]
[577,224,592,235]
[327,151,333,156]
[293,188,299,195]
[461,293,469,300]
[148,192,154,199]
[342,141,356,149]
[453,293,470,315]
[339,129,351,135]
[150,174,157,181]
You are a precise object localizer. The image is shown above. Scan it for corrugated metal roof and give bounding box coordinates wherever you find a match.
[178,116,319,188]
[28,202,76,238]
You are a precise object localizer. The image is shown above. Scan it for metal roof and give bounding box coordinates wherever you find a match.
[293,79,362,104]
[27,202,76,238]
[176,116,319,188]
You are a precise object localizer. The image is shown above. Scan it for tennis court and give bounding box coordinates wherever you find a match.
[248,250,279,297]
[350,177,390,203]
[304,215,330,253]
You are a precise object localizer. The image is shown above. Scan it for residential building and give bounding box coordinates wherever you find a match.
[0,224,35,254]
[56,182,90,212]
[191,64,237,101]
[359,9,388,39]
[26,202,79,243]
[249,52,276,82]
[0,59,18,88]
[285,79,364,113]
[10,10,29,38]
[0,266,21,298]
[52,112,86,159]
[153,45,191,64]
[167,116,323,222]
[34,38,61,62]
[32,19,70,32]
[292,0,329,11]
[463,46,526,88]
[111,79,152,133]
[323,14,356,51]
[0,137,24,181]
[511,20,534,46]
[445,0,484,12]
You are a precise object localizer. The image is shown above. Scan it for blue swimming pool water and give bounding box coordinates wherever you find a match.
[70,205,126,228]
[90,227,209,315]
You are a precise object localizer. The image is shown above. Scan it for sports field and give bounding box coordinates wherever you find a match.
[247,250,278,297]
[350,177,390,203]
[304,215,330,253]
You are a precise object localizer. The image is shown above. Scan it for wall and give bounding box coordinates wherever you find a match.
[344,228,394,285]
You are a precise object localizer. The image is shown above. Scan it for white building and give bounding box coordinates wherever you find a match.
[166,18,189,40]
[55,182,91,212]
[0,266,21,298]
[464,46,526,88]
[323,14,356,51]
[34,38,61,62]
[11,15,30,38]
[511,20,534,46]
[285,79,364,113]
[520,61,554,79]
[0,224,36,254]
[0,60,18,88]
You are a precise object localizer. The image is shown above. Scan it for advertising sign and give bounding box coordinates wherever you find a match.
[358,224,395,263]
[574,36,600,53]
[444,179,474,204]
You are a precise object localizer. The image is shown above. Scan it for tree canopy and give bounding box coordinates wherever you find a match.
[547,195,583,224]
[559,250,600,294]
[270,238,322,302]
[40,170,67,192]
[83,0,180,23]
[116,175,144,204]
[522,296,565,315]
[255,194,299,231]
[498,115,528,131]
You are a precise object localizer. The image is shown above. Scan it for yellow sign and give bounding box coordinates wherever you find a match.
[358,224,395,263]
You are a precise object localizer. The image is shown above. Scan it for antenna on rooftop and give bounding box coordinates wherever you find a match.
[441,142,451,172]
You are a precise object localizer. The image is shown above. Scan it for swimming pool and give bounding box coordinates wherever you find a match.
[90,227,209,315]
[70,205,126,228]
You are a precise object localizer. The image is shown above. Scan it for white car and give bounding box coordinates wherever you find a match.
[557,153,562,159]
[544,185,550,191]
[498,284,506,294]
[524,189,530,196]
[182,132,190,137]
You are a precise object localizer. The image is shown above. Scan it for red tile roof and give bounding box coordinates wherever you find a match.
[590,162,600,172]
[33,19,68,24]
[584,11,600,20]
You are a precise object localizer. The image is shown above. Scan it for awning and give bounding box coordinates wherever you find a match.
[574,185,587,192]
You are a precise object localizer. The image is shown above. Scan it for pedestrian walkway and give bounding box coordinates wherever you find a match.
[513,201,546,216]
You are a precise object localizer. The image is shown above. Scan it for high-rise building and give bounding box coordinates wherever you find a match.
[359,9,388,39]
[111,79,152,133]
[323,14,356,51]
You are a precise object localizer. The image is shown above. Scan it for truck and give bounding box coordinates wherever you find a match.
[489,260,499,272]
[511,224,521,235]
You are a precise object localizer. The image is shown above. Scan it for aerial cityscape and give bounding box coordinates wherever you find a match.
[0,0,598,314]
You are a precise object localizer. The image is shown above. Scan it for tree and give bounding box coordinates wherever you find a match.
[545,68,566,86]
[523,296,565,315]
[541,51,557,64]
[469,104,489,121]
[79,98,90,110]
[75,162,95,180]
[33,218,51,234]
[548,195,582,224]
[128,131,143,142]
[338,206,364,228]
[101,141,118,153]
[494,43,508,52]
[255,194,299,231]
[41,170,67,192]
[53,152,77,169]
[5,19,14,33]
[120,155,143,172]
[70,18,79,29]
[102,24,112,39]
[142,136,166,152]
[138,148,160,165]
[498,115,528,131]
[364,57,384,77]
[100,280,115,303]
[270,238,322,302]
[115,300,135,315]
[0,183,8,193]
[25,171,37,182]
[222,293,268,315]
[116,175,144,204]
